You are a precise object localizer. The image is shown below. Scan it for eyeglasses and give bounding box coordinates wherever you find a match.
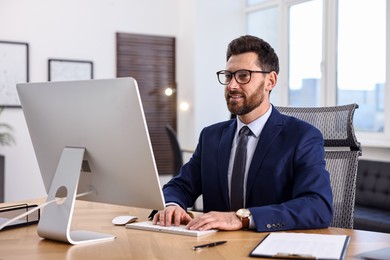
[216,69,271,85]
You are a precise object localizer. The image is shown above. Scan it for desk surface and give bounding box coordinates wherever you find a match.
[1,199,390,260]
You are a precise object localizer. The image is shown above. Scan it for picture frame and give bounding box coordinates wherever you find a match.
[0,41,29,108]
[48,59,93,82]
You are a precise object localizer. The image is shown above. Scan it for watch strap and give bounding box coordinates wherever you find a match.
[241,216,250,230]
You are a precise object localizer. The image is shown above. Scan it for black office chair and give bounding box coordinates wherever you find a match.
[276,104,361,229]
[165,125,204,211]
[165,125,193,176]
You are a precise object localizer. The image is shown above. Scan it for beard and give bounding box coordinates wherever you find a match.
[225,82,265,116]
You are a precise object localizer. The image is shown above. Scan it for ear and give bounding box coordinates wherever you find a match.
[265,71,278,92]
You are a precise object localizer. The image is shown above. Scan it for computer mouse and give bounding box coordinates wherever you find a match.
[112,215,138,226]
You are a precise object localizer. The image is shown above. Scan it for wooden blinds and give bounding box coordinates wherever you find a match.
[116,32,177,176]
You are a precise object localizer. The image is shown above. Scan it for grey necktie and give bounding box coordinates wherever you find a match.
[230,126,252,211]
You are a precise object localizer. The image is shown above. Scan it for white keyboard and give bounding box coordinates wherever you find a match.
[126,221,217,237]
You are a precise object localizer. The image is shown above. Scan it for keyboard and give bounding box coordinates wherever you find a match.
[126,221,217,237]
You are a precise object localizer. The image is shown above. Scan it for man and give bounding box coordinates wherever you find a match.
[153,35,333,232]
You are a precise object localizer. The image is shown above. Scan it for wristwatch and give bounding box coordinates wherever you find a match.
[236,208,251,230]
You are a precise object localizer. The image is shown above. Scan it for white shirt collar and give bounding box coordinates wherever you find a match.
[236,105,273,138]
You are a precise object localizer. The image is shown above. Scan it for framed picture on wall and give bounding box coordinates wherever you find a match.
[48,59,93,81]
[0,41,29,108]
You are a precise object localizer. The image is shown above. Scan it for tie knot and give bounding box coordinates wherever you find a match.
[239,126,252,136]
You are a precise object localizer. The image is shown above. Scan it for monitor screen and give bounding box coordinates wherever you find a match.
[17,77,165,211]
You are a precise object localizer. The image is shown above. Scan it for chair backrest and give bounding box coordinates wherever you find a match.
[165,125,183,176]
[276,104,361,229]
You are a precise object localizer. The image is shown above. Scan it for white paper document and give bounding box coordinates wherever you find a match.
[250,232,350,259]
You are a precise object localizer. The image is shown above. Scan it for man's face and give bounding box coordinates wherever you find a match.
[224,52,268,116]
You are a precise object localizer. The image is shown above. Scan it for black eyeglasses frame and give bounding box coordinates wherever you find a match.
[216,69,271,85]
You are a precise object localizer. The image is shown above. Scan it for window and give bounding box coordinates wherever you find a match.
[247,5,280,103]
[337,0,386,133]
[245,0,389,146]
[289,0,323,106]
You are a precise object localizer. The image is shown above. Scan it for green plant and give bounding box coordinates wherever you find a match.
[0,108,15,146]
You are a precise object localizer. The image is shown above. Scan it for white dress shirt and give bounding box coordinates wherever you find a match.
[228,105,272,228]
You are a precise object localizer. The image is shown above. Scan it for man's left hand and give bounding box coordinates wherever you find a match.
[186,211,242,231]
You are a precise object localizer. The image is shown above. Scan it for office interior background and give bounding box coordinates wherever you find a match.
[0,0,389,202]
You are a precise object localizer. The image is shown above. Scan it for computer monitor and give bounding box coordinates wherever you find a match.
[17,77,165,244]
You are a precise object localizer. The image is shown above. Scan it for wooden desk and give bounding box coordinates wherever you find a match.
[1,199,390,259]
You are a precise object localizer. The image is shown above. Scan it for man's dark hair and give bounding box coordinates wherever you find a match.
[226,35,279,74]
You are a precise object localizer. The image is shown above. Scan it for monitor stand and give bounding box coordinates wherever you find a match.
[37,147,116,245]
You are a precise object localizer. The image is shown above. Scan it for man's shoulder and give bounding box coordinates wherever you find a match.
[196,119,236,141]
[202,119,235,133]
[271,108,322,136]
[270,109,314,128]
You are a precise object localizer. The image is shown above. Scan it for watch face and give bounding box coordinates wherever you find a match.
[236,208,251,218]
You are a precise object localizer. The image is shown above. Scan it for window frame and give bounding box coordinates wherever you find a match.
[245,0,390,147]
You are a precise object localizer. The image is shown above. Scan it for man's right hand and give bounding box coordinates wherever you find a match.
[152,205,193,226]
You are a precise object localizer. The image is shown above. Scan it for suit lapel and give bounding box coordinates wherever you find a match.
[246,108,285,197]
[218,120,236,209]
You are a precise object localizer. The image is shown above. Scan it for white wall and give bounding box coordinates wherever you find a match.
[0,0,244,202]
[176,0,244,149]
[3,0,384,203]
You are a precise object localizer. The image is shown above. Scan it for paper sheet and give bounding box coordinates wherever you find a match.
[250,232,349,259]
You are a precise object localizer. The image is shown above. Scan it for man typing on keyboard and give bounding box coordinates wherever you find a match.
[152,35,333,232]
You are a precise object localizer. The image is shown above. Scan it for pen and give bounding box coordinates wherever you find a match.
[193,241,227,250]
[148,210,158,220]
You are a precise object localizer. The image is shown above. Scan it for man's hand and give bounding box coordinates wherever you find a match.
[152,205,193,226]
[186,211,242,231]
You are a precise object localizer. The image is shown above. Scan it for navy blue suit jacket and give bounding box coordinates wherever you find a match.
[163,107,333,232]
